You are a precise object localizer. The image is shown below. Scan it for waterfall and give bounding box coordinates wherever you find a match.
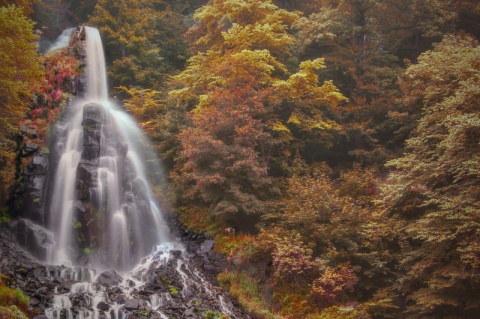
[47,26,169,271]
[47,28,75,52]
[39,26,239,319]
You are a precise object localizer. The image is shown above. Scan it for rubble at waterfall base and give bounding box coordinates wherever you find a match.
[0,225,250,319]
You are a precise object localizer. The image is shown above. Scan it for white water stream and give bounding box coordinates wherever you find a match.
[43,26,236,319]
[47,26,168,271]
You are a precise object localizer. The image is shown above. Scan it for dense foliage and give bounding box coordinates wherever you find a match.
[1,0,479,318]
[0,4,44,207]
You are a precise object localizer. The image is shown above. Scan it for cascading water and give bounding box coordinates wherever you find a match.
[38,26,241,319]
[48,26,168,271]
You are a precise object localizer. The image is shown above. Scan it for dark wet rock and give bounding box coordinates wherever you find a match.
[11,219,54,261]
[30,297,41,306]
[199,239,214,253]
[10,149,49,225]
[0,227,53,314]
[77,72,87,97]
[125,299,140,310]
[171,250,182,258]
[1,200,251,319]
[96,269,123,287]
[81,103,104,162]
[97,301,110,311]
[183,307,195,317]
[22,142,39,156]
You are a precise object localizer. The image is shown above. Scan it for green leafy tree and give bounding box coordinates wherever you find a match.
[382,33,480,318]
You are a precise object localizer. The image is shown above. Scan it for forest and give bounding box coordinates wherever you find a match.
[0,0,479,318]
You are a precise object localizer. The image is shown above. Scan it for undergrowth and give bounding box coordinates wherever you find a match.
[218,270,283,319]
[0,274,30,319]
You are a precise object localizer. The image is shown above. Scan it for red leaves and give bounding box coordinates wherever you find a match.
[49,89,63,102]
[18,48,79,146]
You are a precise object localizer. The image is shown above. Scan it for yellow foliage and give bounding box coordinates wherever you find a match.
[269,121,290,132]
[118,86,166,131]
[382,33,480,317]
[215,233,259,265]
[0,5,43,136]
[192,0,299,55]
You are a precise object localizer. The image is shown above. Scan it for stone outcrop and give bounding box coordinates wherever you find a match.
[10,219,54,261]
[10,150,49,225]
[70,103,104,259]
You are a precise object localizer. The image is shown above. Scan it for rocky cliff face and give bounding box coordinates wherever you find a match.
[10,148,49,225]
[9,27,86,261]
[72,102,104,260]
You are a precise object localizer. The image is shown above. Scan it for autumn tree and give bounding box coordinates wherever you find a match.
[0,5,44,206]
[172,50,276,223]
[185,0,299,56]
[169,0,300,222]
[170,0,345,226]
[256,159,398,317]
[292,0,458,166]
[381,33,480,318]
[0,0,38,16]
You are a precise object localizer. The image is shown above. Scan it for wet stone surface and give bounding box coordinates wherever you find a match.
[0,225,250,319]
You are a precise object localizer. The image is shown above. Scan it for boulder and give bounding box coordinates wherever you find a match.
[125,299,140,310]
[10,150,49,224]
[96,269,123,287]
[97,301,110,312]
[11,219,54,260]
